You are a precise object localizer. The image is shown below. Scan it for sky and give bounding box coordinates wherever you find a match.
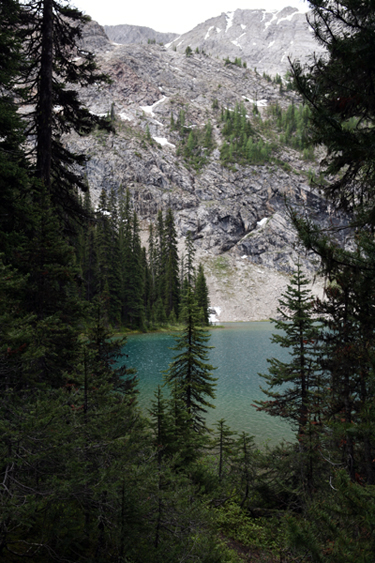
[71,0,310,35]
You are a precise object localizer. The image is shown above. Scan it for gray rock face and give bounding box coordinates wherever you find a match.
[167,7,325,76]
[104,24,178,46]
[64,17,346,320]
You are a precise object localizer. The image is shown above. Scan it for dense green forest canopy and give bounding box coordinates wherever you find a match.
[1,0,375,562]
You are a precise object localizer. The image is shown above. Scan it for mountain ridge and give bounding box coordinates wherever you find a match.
[102,7,324,77]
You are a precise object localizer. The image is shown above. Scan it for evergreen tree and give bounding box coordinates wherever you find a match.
[256,264,322,492]
[164,208,180,318]
[18,0,112,224]
[94,188,112,313]
[0,0,29,254]
[164,285,217,431]
[155,209,167,307]
[291,0,375,224]
[213,419,237,482]
[118,186,133,326]
[195,263,210,325]
[129,211,145,328]
[106,187,122,325]
[289,0,375,487]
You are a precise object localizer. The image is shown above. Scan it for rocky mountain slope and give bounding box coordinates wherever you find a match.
[70,15,347,322]
[104,24,178,47]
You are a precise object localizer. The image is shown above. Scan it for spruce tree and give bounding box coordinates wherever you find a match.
[164,285,217,432]
[195,263,210,325]
[291,0,375,224]
[18,0,112,224]
[256,264,322,492]
[164,208,180,319]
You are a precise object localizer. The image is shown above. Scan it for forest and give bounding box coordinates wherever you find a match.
[1,0,375,562]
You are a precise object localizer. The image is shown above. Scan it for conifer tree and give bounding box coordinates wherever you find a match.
[164,285,217,432]
[18,0,112,223]
[118,186,133,325]
[256,264,322,491]
[291,0,375,224]
[195,263,210,325]
[213,419,237,481]
[164,208,180,319]
[129,211,145,328]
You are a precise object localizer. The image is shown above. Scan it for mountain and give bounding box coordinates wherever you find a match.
[69,16,347,322]
[166,7,325,76]
[104,24,178,46]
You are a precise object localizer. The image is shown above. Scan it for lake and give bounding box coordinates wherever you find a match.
[121,322,295,447]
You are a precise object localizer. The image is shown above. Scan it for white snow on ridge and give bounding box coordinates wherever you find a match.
[264,11,278,29]
[205,26,214,40]
[241,24,246,30]
[268,40,275,48]
[153,137,175,148]
[225,11,234,33]
[140,96,167,117]
[277,10,299,25]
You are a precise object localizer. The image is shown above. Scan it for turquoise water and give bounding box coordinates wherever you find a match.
[122,322,294,446]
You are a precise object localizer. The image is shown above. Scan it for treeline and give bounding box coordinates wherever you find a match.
[77,187,210,330]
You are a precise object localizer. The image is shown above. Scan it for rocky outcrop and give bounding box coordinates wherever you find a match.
[166,7,325,76]
[104,24,178,46]
[64,16,346,320]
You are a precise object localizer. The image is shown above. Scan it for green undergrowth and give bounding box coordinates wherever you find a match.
[216,503,288,559]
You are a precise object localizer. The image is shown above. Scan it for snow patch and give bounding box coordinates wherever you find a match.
[225,11,234,33]
[264,11,278,29]
[205,26,214,40]
[216,27,222,33]
[152,137,175,148]
[240,24,246,30]
[268,40,275,48]
[277,10,299,25]
[165,35,181,48]
[140,96,167,117]
[231,39,243,50]
[257,217,269,227]
[119,113,132,121]
[209,306,221,325]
